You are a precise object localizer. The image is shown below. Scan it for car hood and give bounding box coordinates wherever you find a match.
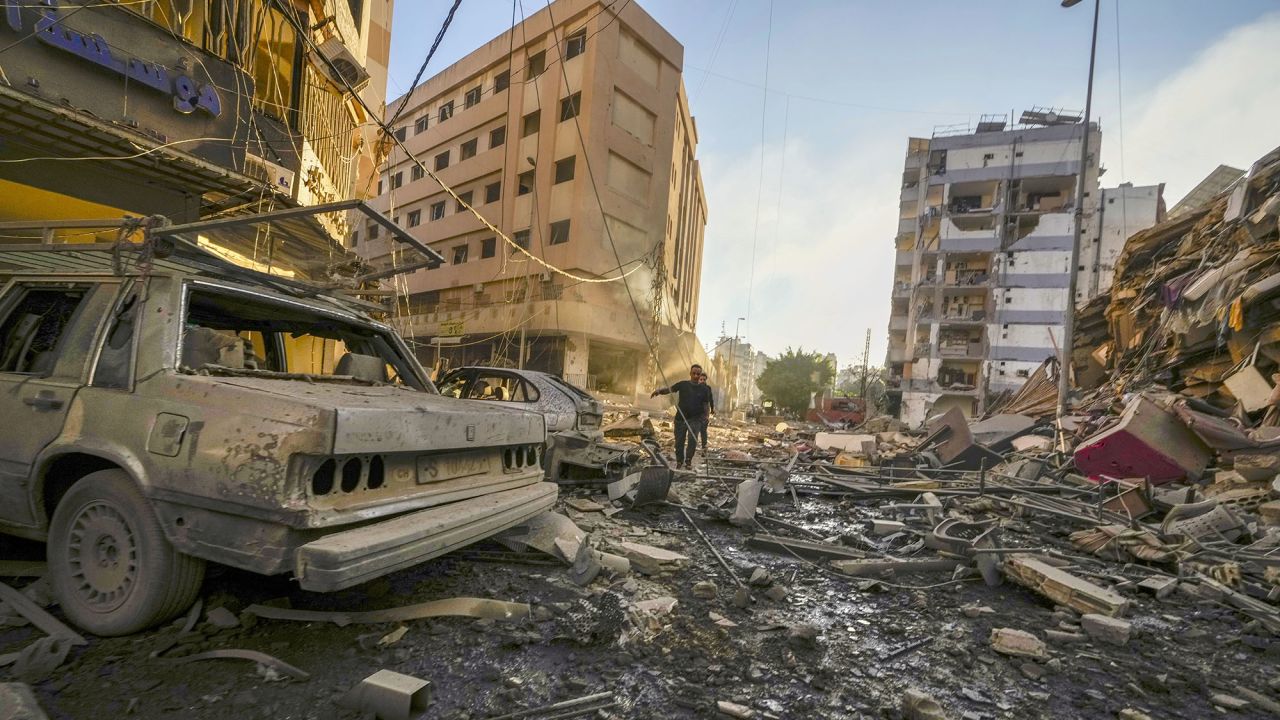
[201,376,546,454]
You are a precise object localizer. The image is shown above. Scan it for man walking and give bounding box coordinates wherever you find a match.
[650,364,713,470]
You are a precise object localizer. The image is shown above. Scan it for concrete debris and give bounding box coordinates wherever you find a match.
[989,628,1048,660]
[10,636,73,683]
[205,606,240,630]
[902,688,948,720]
[616,542,689,575]
[0,581,86,646]
[564,497,605,513]
[1080,614,1132,646]
[633,597,678,616]
[245,597,530,626]
[337,669,431,720]
[716,700,755,718]
[1210,693,1250,711]
[1003,555,1130,617]
[0,682,48,720]
[692,580,719,599]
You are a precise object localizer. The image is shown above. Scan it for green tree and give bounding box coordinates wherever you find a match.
[756,347,835,415]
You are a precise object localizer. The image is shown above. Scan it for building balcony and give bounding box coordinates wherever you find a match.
[897,217,916,235]
[886,348,907,363]
[938,341,987,360]
[895,249,913,266]
[892,281,913,297]
[939,310,987,325]
[888,316,908,331]
[942,271,991,288]
[913,342,932,357]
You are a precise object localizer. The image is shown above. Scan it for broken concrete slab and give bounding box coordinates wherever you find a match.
[495,512,585,562]
[634,597,678,616]
[1003,555,1130,617]
[692,580,718,599]
[206,606,240,630]
[1137,576,1179,599]
[729,478,763,526]
[1073,395,1211,484]
[814,432,876,454]
[990,628,1048,660]
[0,582,86,646]
[616,542,689,575]
[11,636,73,683]
[1081,614,1131,646]
[968,413,1036,451]
[716,700,755,718]
[564,497,605,513]
[338,669,431,720]
[902,688,947,720]
[1011,435,1054,453]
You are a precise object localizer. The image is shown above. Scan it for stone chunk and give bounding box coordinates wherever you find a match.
[716,700,754,718]
[961,605,995,618]
[902,688,947,720]
[1003,554,1130,617]
[634,597,678,616]
[1210,693,1250,710]
[206,606,240,630]
[0,682,49,720]
[1137,576,1178,599]
[616,542,689,575]
[1044,629,1085,645]
[814,432,876,454]
[692,580,718,599]
[1081,614,1131,646]
[990,628,1048,659]
[763,585,789,603]
[565,497,604,513]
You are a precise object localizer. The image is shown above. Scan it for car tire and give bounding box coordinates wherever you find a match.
[47,469,205,636]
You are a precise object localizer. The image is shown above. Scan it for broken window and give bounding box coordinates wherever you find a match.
[565,30,587,60]
[485,181,502,203]
[528,50,546,77]
[391,172,403,190]
[0,286,87,375]
[549,219,571,245]
[415,116,429,134]
[456,191,473,212]
[471,373,538,402]
[554,156,575,184]
[481,237,497,258]
[408,210,421,227]
[435,151,450,171]
[393,127,407,142]
[518,171,535,196]
[411,165,425,181]
[465,86,482,108]
[430,201,446,221]
[438,101,454,123]
[368,222,380,240]
[522,110,541,137]
[490,126,507,149]
[494,70,510,93]
[559,92,581,122]
[93,286,141,389]
[181,288,423,389]
[452,244,469,264]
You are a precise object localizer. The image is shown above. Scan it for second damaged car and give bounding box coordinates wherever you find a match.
[0,242,555,636]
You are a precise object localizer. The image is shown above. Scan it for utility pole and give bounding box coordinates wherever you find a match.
[729,316,744,411]
[1059,0,1100,422]
[860,328,871,400]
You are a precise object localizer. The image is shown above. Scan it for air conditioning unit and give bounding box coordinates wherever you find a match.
[311,37,371,92]
[540,271,551,282]
[244,153,295,194]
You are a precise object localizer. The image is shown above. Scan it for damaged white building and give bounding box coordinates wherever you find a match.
[884,109,1164,427]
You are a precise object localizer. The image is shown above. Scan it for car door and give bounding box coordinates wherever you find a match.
[0,280,109,528]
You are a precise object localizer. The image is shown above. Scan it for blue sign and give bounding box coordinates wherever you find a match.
[4,0,222,117]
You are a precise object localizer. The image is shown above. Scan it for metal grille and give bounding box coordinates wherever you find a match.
[300,66,358,201]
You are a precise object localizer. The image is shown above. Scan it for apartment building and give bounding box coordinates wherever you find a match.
[711,335,767,412]
[1079,182,1166,301]
[359,0,708,401]
[0,0,394,271]
[884,110,1103,426]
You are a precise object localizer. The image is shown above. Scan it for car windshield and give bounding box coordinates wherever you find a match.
[180,286,429,391]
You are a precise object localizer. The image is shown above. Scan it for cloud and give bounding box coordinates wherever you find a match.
[1104,11,1280,202]
[696,132,904,367]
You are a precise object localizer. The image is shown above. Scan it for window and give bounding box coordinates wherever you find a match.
[452,244,469,264]
[460,138,478,160]
[554,156,575,183]
[0,286,87,375]
[490,126,506,148]
[350,230,359,248]
[438,101,454,123]
[522,110,540,137]
[485,181,501,203]
[408,210,421,227]
[465,86,482,108]
[394,127,407,142]
[494,70,510,93]
[549,219,570,245]
[528,50,545,77]
[94,287,140,389]
[517,171,535,196]
[415,116,428,134]
[368,222,380,240]
[456,191,473,212]
[559,92,581,122]
[514,230,531,249]
[377,179,383,195]
[390,171,403,190]
[481,237,497,258]
[248,4,299,123]
[565,30,586,60]
[411,165,424,181]
[435,150,450,171]
[430,201,446,221]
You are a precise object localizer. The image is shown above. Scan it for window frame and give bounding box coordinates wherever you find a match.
[549,219,571,245]
[559,92,581,122]
[489,126,507,149]
[456,190,474,212]
[517,170,535,196]
[481,237,497,258]
[522,110,541,137]
[438,100,454,123]
[407,209,422,227]
[494,70,510,93]
[554,156,575,184]
[451,244,469,265]
[430,201,446,221]
[460,138,478,160]
[565,30,587,60]
[464,86,482,108]
[528,50,546,77]
[485,181,502,203]
[434,150,450,171]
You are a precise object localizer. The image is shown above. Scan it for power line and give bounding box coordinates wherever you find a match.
[743,0,774,361]
[386,0,464,129]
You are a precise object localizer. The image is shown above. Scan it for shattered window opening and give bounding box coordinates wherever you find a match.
[180,287,426,391]
[0,285,89,375]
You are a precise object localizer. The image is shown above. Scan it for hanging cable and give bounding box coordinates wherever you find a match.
[743,0,774,354]
[386,0,464,129]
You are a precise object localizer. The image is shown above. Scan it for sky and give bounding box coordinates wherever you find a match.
[386,0,1280,371]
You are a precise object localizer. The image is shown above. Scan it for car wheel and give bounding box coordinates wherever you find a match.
[47,469,205,636]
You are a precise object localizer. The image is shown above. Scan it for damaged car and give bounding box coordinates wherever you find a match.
[436,366,641,482]
[0,243,556,636]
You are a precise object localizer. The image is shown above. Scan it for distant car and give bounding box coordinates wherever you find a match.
[437,367,639,482]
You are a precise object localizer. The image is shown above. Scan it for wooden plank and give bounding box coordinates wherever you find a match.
[0,581,87,646]
[831,558,961,577]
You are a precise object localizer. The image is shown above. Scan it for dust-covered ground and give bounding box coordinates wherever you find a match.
[4,456,1280,720]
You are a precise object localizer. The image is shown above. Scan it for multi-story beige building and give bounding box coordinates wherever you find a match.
[358,0,708,402]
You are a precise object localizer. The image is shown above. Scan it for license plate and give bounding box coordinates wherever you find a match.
[417,452,492,484]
